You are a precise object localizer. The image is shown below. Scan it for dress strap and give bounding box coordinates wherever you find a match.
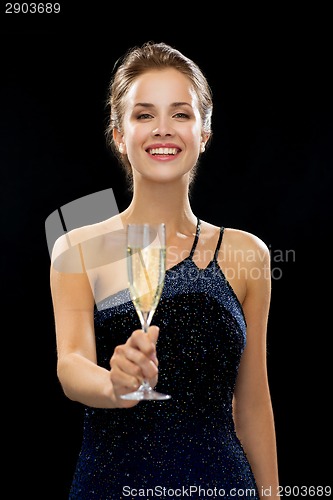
[189,218,201,259]
[213,226,225,261]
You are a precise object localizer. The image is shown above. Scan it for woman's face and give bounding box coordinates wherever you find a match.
[115,68,206,185]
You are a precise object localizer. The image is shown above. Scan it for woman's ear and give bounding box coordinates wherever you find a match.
[113,129,126,154]
[200,133,210,153]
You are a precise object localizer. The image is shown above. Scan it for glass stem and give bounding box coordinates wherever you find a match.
[142,317,149,333]
[141,316,153,392]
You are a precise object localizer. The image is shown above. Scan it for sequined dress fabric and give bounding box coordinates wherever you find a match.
[69,220,259,499]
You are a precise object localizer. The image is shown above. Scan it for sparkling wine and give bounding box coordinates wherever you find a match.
[127,246,166,328]
[121,223,171,401]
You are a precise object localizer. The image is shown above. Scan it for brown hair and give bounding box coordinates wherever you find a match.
[105,41,213,186]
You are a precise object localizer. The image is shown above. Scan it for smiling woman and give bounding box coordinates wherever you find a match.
[50,41,280,499]
[112,67,207,188]
[106,43,212,190]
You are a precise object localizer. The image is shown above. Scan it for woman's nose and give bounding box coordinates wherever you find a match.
[152,121,174,137]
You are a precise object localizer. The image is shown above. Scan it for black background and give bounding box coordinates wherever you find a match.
[1,5,332,499]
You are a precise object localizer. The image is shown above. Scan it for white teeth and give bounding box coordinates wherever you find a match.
[149,147,177,155]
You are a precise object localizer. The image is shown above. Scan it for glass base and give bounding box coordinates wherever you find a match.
[120,385,171,401]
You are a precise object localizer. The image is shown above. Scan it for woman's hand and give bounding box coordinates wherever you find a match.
[110,326,159,407]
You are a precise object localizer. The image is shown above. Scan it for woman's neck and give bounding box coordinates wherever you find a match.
[121,178,197,234]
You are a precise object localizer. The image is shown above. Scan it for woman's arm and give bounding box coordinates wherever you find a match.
[233,235,280,500]
[50,234,159,409]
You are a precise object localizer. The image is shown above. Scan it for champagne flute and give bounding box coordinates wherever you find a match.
[121,223,171,401]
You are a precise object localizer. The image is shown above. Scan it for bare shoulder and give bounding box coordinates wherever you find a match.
[223,228,271,300]
[224,227,269,255]
[51,214,125,271]
[199,220,269,260]
[221,227,270,271]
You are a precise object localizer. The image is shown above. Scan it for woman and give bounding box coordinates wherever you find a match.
[50,41,280,499]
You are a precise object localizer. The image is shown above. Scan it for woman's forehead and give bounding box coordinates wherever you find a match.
[126,68,197,106]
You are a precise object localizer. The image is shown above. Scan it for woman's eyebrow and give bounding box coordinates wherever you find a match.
[171,102,192,108]
[134,102,154,108]
[134,102,192,109]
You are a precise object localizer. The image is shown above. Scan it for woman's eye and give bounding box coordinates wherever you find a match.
[174,113,190,119]
[137,113,152,120]
[136,112,190,120]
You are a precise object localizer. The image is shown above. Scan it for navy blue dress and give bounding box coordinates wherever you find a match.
[69,219,260,499]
